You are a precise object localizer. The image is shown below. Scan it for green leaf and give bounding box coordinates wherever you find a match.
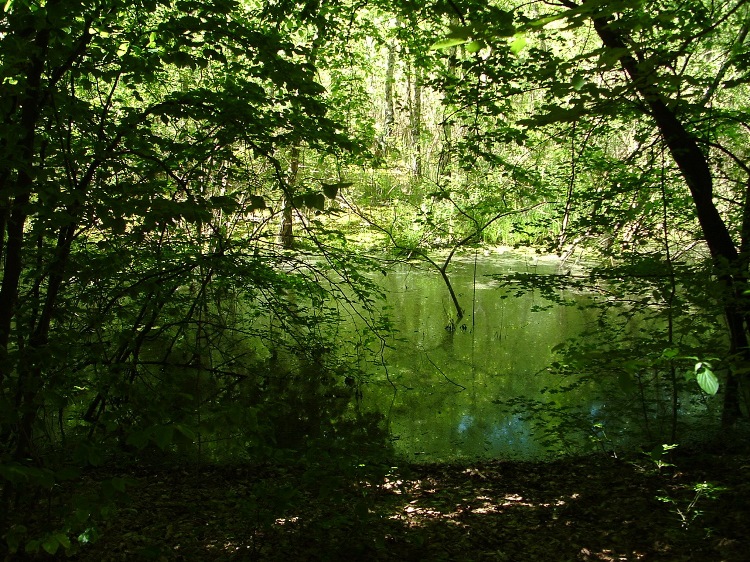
[249,195,266,210]
[446,25,473,40]
[152,425,174,450]
[42,536,59,555]
[173,423,196,444]
[25,539,40,554]
[321,181,352,199]
[322,183,339,199]
[696,367,719,395]
[571,74,585,91]
[465,40,486,54]
[53,532,71,550]
[310,193,326,211]
[526,13,568,29]
[617,371,636,393]
[509,34,527,54]
[125,428,152,450]
[78,527,100,545]
[430,37,469,51]
[110,477,127,493]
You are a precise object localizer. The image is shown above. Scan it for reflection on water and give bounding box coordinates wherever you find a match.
[359,250,597,462]
[352,249,724,462]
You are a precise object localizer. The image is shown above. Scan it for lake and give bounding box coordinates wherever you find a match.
[352,248,721,462]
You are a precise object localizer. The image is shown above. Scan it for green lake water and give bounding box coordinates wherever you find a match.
[358,250,603,462]
[361,248,724,462]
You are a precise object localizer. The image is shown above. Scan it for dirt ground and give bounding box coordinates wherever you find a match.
[55,445,750,562]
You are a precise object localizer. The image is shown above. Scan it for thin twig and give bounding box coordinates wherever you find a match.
[424,353,466,390]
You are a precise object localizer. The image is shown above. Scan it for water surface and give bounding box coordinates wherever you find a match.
[359,250,601,461]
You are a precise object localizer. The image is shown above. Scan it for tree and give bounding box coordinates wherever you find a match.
[0,0,370,548]
[428,0,750,424]
[564,0,750,423]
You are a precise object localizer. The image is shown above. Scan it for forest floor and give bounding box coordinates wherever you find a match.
[57,445,750,562]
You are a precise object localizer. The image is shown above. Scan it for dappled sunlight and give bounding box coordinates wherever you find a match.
[371,460,696,560]
[58,451,750,561]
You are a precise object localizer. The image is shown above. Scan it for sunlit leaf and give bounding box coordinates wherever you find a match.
[526,13,568,28]
[510,34,526,54]
[465,40,486,54]
[429,37,469,51]
[696,367,719,395]
[571,74,585,91]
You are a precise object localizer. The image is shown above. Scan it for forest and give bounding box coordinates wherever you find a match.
[2,0,750,559]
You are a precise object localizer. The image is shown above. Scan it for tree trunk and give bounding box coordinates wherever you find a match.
[278,145,300,249]
[587,4,749,424]
[0,17,53,393]
[410,63,423,177]
[384,42,396,141]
